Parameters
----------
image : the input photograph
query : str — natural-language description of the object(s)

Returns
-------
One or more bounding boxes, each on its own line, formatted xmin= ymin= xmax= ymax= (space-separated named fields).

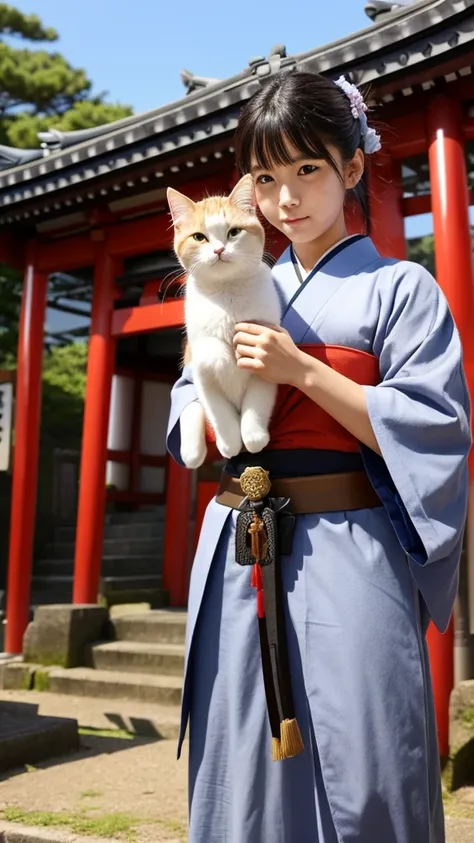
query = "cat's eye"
xmin=227 ymin=228 xmax=242 ymax=239
xmin=192 ymin=232 xmax=208 ymax=242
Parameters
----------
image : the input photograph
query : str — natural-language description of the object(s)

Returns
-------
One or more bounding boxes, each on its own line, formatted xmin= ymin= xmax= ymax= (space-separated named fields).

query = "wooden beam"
xmin=402 ymin=195 xmax=431 ymax=217
xmin=0 ymin=232 xmax=25 ymax=271
xmin=37 ymin=233 xmax=95 ymax=273
xmin=111 ymin=298 xmax=184 ymax=336
xmin=384 ymin=112 xmax=427 ymax=159
xmin=403 ymin=190 xmax=474 ymax=218
xmin=463 ymin=112 xmax=474 ymax=140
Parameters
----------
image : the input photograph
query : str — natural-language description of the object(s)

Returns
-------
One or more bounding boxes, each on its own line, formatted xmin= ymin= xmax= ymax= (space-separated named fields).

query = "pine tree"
xmin=0 ymin=2 xmax=132 ymax=148
xmin=406 ymin=234 xmax=435 ymax=276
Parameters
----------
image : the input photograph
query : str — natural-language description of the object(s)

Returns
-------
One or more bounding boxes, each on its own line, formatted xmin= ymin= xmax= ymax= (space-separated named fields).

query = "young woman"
xmin=166 ymin=71 xmax=471 ymax=843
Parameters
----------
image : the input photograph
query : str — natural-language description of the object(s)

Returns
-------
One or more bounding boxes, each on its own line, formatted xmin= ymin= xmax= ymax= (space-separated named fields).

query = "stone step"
xmin=0 ymin=703 xmax=79 ymax=773
xmin=106 ymin=508 xmax=166 ymax=525
xmin=113 ymin=609 xmax=187 ymax=645
xmin=55 ymin=521 xmax=165 ymax=542
xmin=48 ymin=667 xmax=182 ymax=706
xmin=32 ymin=574 xmax=163 ymax=593
xmin=0 ymin=688 xmax=182 ymax=741
xmin=90 ymin=640 xmax=185 ymax=675
xmin=30 ymin=592 xmax=72 ymax=608
xmin=35 ymin=554 xmax=163 ymax=578
xmin=29 ymin=589 xmax=169 ymax=611
xmin=44 ymin=537 xmax=164 ymax=560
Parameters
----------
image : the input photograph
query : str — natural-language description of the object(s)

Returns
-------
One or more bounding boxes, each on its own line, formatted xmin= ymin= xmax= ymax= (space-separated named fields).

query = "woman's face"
xmin=251 ymin=142 xmax=362 ymax=245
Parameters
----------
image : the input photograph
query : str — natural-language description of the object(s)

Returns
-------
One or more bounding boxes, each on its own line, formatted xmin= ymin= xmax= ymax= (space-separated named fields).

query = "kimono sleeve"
xmin=362 ymin=262 xmax=470 ymax=581
xmin=166 ymin=363 xmax=199 ymax=466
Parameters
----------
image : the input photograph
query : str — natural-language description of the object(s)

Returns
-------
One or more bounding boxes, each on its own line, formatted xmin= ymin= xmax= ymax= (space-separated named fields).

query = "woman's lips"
xmin=281 ymin=216 xmax=308 ymax=225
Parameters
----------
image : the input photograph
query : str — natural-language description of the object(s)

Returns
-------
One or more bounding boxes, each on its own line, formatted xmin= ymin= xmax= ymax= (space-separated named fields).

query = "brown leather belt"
xmin=216 ymin=470 xmax=381 ymax=514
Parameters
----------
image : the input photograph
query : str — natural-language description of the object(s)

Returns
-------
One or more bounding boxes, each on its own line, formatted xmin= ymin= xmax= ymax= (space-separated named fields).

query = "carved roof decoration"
xmin=0 ymin=0 xmax=472 ymax=227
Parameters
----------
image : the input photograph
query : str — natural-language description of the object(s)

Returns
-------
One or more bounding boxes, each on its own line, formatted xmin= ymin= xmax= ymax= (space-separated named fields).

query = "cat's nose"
xmin=214 ymin=246 xmax=225 ymax=256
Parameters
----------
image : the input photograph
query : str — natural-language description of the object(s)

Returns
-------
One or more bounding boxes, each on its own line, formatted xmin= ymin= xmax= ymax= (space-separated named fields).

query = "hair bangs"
xmin=238 ymin=103 xmax=334 ymax=175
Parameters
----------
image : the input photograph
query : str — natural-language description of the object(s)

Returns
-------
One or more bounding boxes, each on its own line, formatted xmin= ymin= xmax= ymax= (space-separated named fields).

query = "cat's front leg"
xmin=180 ymin=401 xmax=207 ymax=469
xmin=240 ymin=377 xmax=277 ymax=454
xmin=196 ymin=377 xmax=242 ymax=459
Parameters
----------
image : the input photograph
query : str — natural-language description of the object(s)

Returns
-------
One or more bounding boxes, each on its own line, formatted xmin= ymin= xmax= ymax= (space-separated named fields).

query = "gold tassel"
xmin=280 ymin=718 xmax=304 ymax=759
xmin=272 ymin=737 xmax=283 ymax=762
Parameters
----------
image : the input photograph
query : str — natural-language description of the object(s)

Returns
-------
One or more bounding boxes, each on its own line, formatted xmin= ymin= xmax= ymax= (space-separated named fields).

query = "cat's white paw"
xmin=216 ymin=430 xmax=242 ymax=459
xmin=181 ymin=440 xmax=208 ymax=469
xmin=241 ymin=427 xmax=270 ymax=454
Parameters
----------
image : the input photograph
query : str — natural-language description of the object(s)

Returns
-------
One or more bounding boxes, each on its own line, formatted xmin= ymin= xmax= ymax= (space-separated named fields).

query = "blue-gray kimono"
xmin=166 ymin=236 xmax=471 ymax=843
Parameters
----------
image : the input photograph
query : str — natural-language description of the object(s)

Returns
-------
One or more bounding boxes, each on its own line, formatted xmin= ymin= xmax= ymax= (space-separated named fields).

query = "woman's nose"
xmin=279 ymin=186 xmax=299 ymax=208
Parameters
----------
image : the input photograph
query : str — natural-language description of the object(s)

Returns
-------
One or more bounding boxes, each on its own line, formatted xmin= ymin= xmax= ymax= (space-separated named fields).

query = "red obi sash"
xmin=205 ymin=345 xmax=380 ymax=456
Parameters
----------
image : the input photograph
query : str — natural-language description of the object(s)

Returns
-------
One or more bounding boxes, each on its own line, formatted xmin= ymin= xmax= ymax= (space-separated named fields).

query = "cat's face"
xmin=167 ymin=175 xmax=265 ymax=285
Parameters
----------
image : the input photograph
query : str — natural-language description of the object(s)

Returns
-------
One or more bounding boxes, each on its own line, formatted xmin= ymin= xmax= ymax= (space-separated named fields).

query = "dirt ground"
xmin=0 ymin=734 xmax=188 ymax=842
xmin=1 ymin=690 xmax=474 ymax=842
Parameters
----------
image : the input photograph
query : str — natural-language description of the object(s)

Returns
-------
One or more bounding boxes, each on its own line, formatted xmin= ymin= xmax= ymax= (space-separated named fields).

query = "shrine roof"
xmin=0 ymin=0 xmax=473 ymax=226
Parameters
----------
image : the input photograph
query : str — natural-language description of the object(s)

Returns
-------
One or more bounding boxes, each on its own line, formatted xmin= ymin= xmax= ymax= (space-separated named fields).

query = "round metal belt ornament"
xmin=239 ymin=466 xmax=272 ymax=501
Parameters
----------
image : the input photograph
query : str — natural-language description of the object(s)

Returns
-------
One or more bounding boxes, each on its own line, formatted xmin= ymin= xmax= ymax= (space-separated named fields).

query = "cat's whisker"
xmin=159 ymin=268 xmax=186 ymax=301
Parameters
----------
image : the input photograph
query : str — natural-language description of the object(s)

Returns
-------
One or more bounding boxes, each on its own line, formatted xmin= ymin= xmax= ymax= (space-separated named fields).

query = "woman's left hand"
xmin=234 ymin=322 xmax=306 ymax=386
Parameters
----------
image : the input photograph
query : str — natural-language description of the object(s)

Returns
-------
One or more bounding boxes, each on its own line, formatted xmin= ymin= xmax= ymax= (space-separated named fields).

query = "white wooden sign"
xmin=0 ymin=382 xmax=13 ymax=472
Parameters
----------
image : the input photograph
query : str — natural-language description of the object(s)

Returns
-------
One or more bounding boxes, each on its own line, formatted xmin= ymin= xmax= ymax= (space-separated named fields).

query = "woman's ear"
xmin=345 ymin=148 xmax=365 ymax=190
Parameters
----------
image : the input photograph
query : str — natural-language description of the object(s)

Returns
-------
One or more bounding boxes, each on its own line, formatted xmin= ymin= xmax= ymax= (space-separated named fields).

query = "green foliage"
xmin=41 ymin=342 xmax=88 ymax=447
xmin=42 ymin=342 xmax=88 ymax=399
xmin=0 ymin=3 xmax=132 ymax=147
xmin=406 ymin=234 xmax=435 ymax=276
xmin=0 ymin=263 xmax=21 ymax=362
xmin=0 ymin=4 xmax=56 ymax=41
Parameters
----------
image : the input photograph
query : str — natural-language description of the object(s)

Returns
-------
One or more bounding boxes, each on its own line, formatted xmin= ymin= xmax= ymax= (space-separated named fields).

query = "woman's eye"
xmin=255 ymin=174 xmax=273 ymax=184
xmin=192 ymin=232 xmax=207 ymax=242
xmin=228 ymin=228 xmax=242 ymax=239
xmin=299 ymin=164 xmax=319 ymax=175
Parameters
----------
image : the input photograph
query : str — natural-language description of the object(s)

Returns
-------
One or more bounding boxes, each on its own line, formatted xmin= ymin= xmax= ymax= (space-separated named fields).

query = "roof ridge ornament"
xmin=37 ymin=123 xmax=124 ymax=152
xmin=364 ymin=0 xmax=417 ymax=23
xmin=249 ymin=45 xmax=297 ymax=86
xmin=180 ymin=69 xmax=221 ymax=95
xmin=0 ymin=144 xmax=44 ymax=171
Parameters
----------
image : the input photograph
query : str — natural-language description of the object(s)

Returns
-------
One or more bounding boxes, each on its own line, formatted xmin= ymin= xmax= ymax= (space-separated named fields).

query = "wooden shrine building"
xmin=0 ymin=0 xmax=474 ymax=754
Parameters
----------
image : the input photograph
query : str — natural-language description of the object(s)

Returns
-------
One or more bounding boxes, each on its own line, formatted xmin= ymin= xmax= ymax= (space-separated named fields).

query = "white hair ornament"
xmin=334 ymin=76 xmax=381 ymax=154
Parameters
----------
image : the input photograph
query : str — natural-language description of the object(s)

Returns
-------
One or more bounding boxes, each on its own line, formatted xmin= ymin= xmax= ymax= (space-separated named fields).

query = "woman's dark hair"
xmin=234 ymin=70 xmax=369 ymax=225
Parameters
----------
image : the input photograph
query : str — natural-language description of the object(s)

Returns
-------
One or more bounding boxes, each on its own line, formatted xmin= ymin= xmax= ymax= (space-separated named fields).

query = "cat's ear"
xmin=229 ymin=174 xmax=256 ymax=213
xmin=167 ymin=187 xmax=196 ymax=226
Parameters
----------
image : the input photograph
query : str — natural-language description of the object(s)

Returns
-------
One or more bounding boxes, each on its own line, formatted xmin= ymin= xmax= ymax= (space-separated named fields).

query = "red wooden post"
xmin=5 ymin=244 xmax=48 ymax=654
xmin=162 ymin=457 xmax=193 ymax=606
xmin=73 ymin=243 xmax=119 ymax=604
xmin=367 ymin=154 xmax=407 ymax=259
xmin=427 ymin=95 xmax=474 ymax=758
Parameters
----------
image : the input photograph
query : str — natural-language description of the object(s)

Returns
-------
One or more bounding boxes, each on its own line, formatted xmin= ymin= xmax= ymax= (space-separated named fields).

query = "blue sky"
xmin=12 ymin=1 xmax=472 ymax=244
xmin=14 ymin=1 xmax=373 ymax=114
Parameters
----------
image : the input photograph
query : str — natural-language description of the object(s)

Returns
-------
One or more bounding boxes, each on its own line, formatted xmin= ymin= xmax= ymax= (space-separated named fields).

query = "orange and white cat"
xmin=167 ymin=175 xmax=281 ymax=469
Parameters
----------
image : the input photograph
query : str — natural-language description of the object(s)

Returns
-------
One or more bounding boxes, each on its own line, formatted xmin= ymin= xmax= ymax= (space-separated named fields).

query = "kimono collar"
xmin=290 ymin=234 xmax=365 ymax=285
xmin=272 ymin=235 xmax=380 ymax=316
xmin=272 ymin=236 xmax=382 ymax=343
